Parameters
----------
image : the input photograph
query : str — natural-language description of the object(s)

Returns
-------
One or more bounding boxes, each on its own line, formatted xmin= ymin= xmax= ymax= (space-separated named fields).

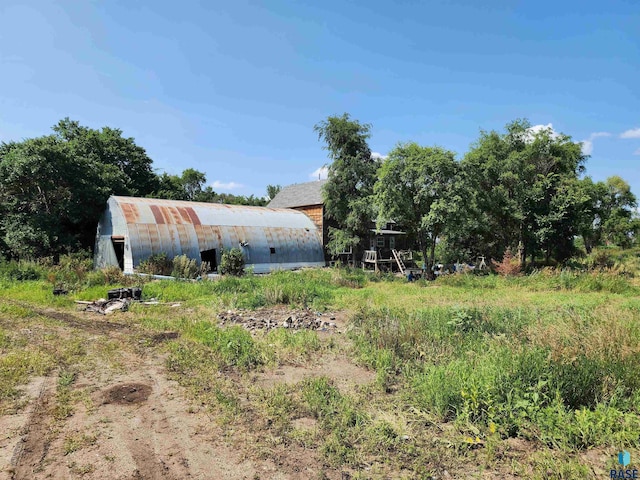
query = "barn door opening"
xmin=200 ymin=249 xmax=217 ymax=273
xmin=111 ymin=236 xmax=125 ymax=270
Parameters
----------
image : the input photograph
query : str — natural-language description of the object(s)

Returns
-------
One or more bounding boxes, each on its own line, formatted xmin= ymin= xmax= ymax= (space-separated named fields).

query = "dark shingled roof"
xmin=267 ymin=179 xmax=327 ymax=208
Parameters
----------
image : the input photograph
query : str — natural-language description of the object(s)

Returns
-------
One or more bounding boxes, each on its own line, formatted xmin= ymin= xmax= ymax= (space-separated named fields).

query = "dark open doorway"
xmin=111 ymin=236 xmax=125 ymax=270
xmin=200 ymin=249 xmax=217 ymax=273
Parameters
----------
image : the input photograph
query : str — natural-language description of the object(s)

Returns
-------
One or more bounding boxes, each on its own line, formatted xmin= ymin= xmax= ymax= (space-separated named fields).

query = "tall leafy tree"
xmin=460 ymin=119 xmax=586 ymax=266
xmin=0 ymin=135 xmax=127 ymax=258
xmin=599 ymin=176 xmax=639 ymax=248
xmin=574 ymin=177 xmax=606 ymax=254
xmin=0 ymin=119 xmax=156 ymax=258
xmin=314 ymin=114 xmax=379 ymax=257
xmin=375 ymin=143 xmax=460 ymax=277
xmin=53 ymin=118 xmax=157 ymax=196
xmin=575 ymin=176 xmax=639 ymax=251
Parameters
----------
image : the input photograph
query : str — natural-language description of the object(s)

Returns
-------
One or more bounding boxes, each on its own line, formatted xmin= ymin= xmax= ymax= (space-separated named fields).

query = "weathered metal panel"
xmin=94 ymin=196 xmax=325 ymax=273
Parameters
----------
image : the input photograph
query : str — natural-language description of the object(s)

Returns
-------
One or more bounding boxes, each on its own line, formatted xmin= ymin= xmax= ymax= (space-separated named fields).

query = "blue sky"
xmin=1 ymin=0 xmax=638 ymax=198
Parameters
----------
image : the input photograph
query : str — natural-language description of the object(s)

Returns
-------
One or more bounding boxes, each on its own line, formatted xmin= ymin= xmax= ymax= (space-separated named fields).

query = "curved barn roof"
xmin=94 ymin=196 xmax=325 ymax=274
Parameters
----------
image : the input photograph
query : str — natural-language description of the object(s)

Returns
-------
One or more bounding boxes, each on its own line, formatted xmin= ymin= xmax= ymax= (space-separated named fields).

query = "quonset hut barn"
xmin=94 ymin=196 xmax=325 ymax=274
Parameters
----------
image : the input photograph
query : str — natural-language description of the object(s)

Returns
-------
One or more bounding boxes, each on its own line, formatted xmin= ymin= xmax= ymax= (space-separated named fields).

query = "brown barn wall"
xmin=294 ymin=205 xmax=330 ymax=261
xmin=295 ymin=205 xmax=323 ymax=235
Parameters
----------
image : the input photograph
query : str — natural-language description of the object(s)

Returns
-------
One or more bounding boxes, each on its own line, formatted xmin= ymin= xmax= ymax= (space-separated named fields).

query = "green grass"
xmin=1 ymin=263 xmax=640 ymax=477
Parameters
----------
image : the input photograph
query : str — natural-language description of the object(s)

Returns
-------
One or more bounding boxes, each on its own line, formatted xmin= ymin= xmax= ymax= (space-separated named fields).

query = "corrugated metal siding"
xmin=94 ymin=196 xmax=325 ymax=273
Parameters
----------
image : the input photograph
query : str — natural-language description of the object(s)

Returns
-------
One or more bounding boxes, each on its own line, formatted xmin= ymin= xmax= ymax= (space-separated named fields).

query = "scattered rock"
xmin=218 ymin=309 xmax=339 ymax=333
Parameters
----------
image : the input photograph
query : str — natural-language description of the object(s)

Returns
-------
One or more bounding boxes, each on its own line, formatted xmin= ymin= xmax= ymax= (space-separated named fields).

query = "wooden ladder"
xmin=392 ymin=249 xmax=406 ymax=275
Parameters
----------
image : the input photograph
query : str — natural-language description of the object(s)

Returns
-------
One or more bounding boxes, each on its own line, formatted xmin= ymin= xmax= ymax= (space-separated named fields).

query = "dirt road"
xmin=0 ymin=306 xmax=330 ymax=480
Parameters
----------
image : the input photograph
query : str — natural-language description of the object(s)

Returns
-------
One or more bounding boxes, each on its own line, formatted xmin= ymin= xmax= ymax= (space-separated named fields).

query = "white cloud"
xmin=522 ymin=123 xmax=559 ymax=143
xmin=620 ymin=128 xmax=640 ymax=139
xmin=528 ymin=123 xmax=555 ymax=135
xmin=371 ymin=151 xmax=387 ymax=160
xmin=211 ymin=180 xmax=243 ymax=191
xmin=581 ymin=140 xmax=594 ymax=155
xmin=309 ymin=166 xmax=328 ymax=180
xmin=634 ymin=148 xmax=640 ymax=156
xmin=580 ymin=131 xmax=611 ymax=155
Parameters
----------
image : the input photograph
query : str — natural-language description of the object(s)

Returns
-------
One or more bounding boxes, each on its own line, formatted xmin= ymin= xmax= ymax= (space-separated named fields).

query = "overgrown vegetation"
xmin=1 ymin=259 xmax=639 ymax=477
xmin=219 ymin=248 xmax=245 ymax=276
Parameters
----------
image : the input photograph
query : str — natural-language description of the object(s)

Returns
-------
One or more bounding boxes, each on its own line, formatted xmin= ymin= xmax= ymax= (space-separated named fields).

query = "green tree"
xmin=0 ymin=119 xmax=156 ymax=259
xmin=314 ymin=114 xmax=379 ymax=258
xmin=266 ymin=184 xmax=282 ymax=201
xmin=0 ymin=136 xmax=125 ymax=258
xmin=181 ymin=168 xmax=207 ymax=201
xmin=375 ymin=143 xmax=460 ymax=277
xmin=574 ymin=177 xmax=606 ymax=254
xmin=151 ymin=169 xmax=267 ymax=206
xmin=154 ymin=172 xmax=189 ymax=200
xmin=599 ymin=176 xmax=639 ymax=247
xmin=153 ymin=169 xmax=207 ymax=201
xmin=575 ymin=176 xmax=639 ymax=251
xmin=460 ymin=119 xmax=585 ymax=267
xmin=52 ymin=118 xmax=157 ymax=196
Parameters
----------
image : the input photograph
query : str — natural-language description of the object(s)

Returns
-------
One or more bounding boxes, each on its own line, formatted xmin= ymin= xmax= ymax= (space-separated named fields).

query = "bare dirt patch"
xmin=103 ymin=383 xmax=152 ymax=405
xmin=291 ymin=417 xmax=317 ymax=431
xmin=5 ymin=377 xmax=56 ymax=480
xmin=149 ymin=332 xmax=179 ymax=344
xmin=0 ymin=304 xmax=338 ymax=479
xmin=253 ymin=354 xmax=375 ymax=392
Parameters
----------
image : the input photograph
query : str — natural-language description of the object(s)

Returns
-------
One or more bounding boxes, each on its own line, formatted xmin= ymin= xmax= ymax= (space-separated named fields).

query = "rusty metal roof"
xmin=100 ymin=196 xmax=326 ymax=274
xmin=111 ymin=196 xmax=315 ymax=228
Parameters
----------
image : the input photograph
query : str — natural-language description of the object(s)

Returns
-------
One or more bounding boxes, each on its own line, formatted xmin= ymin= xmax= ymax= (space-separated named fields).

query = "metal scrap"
xmin=83 ymin=298 xmax=131 ymax=315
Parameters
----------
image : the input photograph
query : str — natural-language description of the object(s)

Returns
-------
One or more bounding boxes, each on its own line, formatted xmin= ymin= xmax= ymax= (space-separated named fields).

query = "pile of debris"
xmin=82 ymin=298 xmax=132 ymax=315
xmin=218 ymin=309 xmax=338 ymax=333
xmin=80 ymin=287 xmax=142 ymax=315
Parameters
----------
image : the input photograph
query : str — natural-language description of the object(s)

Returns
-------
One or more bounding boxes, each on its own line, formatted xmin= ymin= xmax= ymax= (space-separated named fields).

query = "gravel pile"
xmin=217 ymin=309 xmax=338 ymax=333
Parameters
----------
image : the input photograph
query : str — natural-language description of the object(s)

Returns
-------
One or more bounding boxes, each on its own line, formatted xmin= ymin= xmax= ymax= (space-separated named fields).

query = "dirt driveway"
xmin=0 ymin=305 xmax=352 ymax=480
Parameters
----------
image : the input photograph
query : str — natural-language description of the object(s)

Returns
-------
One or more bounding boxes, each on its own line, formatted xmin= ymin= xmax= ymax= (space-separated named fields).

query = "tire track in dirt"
xmin=1 ymin=302 xmax=334 ymax=479
xmin=8 ymin=377 xmax=55 ymax=480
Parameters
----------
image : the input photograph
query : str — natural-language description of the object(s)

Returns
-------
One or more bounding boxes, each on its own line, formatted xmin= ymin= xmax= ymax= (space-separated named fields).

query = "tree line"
xmin=0 ymin=118 xmax=280 ymax=259
xmin=316 ymin=114 xmax=640 ymax=273
xmin=1 ymin=116 xmax=637 ymax=268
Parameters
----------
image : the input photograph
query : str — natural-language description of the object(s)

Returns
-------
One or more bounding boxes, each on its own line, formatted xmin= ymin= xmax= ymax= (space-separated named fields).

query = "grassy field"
xmin=0 ymin=260 xmax=639 ymax=478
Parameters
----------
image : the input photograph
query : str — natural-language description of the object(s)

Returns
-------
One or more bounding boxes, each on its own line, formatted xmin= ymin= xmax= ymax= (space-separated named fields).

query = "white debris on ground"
xmin=82 ymin=298 xmax=131 ymax=315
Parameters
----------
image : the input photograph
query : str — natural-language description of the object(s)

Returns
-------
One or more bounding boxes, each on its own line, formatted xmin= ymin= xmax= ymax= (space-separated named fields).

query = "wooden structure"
xmin=362 ymin=248 xmax=418 ymax=274
xmin=267 ymin=180 xmax=330 ymax=261
xmin=268 ymin=181 xmax=414 ymax=268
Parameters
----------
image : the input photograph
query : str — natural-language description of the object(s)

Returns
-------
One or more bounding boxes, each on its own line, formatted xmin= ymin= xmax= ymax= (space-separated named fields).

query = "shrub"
xmin=0 ymin=259 xmax=45 ymax=281
xmin=101 ymin=265 xmax=125 ymax=284
xmin=220 ymin=248 xmax=245 ymax=276
xmin=492 ymin=248 xmax=521 ymax=276
xmin=171 ymin=254 xmax=202 ymax=280
xmin=51 ymin=250 xmax=94 ymax=288
xmin=585 ymin=248 xmax=615 ymax=271
xmin=138 ymin=253 xmax=173 ymax=276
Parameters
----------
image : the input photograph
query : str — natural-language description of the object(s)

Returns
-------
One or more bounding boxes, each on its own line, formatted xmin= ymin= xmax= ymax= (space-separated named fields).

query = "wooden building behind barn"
xmin=268 ymin=180 xmax=408 ymax=268
xmin=94 ymin=196 xmax=325 ymax=274
xmin=267 ymin=180 xmax=328 ymax=251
